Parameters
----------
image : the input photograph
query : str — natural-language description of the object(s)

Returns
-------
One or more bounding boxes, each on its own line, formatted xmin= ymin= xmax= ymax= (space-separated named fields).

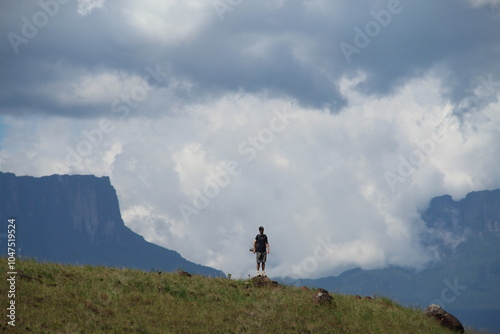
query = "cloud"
xmin=466 ymin=0 xmax=500 ymax=7
xmin=77 ymin=0 xmax=106 ymax=16
xmin=1 ymin=71 xmax=499 ymax=278
xmin=122 ymin=0 xmax=214 ymax=45
xmin=1 ymin=0 xmax=499 ymax=278
xmin=1 ymin=0 xmax=499 ymax=117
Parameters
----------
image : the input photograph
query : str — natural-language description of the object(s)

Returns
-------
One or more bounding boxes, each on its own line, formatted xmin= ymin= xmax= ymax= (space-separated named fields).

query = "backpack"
xmin=255 ymin=234 xmax=267 ymax=252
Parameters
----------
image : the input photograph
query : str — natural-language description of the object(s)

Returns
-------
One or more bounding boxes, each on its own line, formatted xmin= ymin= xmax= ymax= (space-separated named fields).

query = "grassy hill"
xmin=0 ymin=258 xmax=483 ymax=333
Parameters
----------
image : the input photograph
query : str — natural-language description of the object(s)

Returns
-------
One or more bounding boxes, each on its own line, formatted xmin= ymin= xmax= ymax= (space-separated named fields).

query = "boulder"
xmin=354 ymin=295 xmax=373 ymax=300
xmin=423 ymin=304 xmax=465 ymax=333
xmin=178 ymin=271 xmax=192 ymax=277
xmin=314 ymin=288 xmax=334 ymax=305
xmin=251 ymin=276 xmax=279 ymax=288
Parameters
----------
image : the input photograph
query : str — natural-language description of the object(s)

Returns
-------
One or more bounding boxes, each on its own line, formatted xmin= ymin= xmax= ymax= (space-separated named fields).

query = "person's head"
xmin=259 ymin=226 xmax=264 ymax=234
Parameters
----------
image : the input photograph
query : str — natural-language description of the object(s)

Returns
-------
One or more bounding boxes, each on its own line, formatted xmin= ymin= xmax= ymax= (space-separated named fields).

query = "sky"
xmin=1 ymin=0 xmax=499 ymax=279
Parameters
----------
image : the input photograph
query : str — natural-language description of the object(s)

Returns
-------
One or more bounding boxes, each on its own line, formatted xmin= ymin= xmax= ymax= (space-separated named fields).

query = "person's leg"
xmin=261 ymin=252 xmax=267 ymax=276
xmin=256 ymin=253 xmax=261 ymax=275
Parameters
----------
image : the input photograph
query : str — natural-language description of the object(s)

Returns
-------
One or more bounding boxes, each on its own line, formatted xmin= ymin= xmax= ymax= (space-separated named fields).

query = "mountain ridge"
xmin=0 ymin=171 xmax=224 ymax=277
xmin=279 ymin=188 xmax=500 ymax=332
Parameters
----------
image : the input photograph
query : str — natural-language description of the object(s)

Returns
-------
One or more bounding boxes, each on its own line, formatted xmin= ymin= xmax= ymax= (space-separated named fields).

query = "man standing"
xmin=253 ymin=226 xmax=270 ymax=277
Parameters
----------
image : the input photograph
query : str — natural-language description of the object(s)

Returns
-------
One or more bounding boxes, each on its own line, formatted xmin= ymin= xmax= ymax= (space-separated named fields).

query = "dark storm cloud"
xmin=1 ymin=0 xmax=499 ymax=117
xmin=343 ymin=1 xmax=500 ymax=105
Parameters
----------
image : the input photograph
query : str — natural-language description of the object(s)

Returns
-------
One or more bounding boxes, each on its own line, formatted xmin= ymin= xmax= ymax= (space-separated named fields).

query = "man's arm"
xmin=266 ymin=242 xmax=270 ymax=254
xmin=253 ymin=239 xmax=257 ymax=253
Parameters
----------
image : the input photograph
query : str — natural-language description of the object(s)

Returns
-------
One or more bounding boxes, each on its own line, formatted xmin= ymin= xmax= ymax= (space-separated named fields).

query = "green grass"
xmin=0 ymin=258 xmax=482 ymax=333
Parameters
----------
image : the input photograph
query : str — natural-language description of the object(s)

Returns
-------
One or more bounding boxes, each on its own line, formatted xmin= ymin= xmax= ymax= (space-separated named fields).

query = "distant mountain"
xmin=280 ymin=190 xmax=500 ymax=332
xmin=0 ymin=172 xmax=224 ymax=277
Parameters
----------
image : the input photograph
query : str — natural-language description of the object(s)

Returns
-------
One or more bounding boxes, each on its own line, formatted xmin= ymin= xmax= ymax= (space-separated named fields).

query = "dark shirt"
xmin=255 ymin=233 xmax=268 ymax=252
